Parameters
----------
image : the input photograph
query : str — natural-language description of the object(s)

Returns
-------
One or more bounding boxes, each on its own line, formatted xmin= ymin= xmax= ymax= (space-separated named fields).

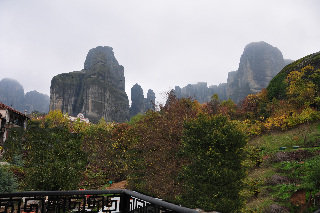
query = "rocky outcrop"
xmin=0 ymin=78 xmax=49 ymax=113
xmin=50 ymin=46 xmax=129 ymax=123
xmin=209 ymin=83 xmax=227 ymax=100
xmin=145 ymin=89 xmax=155 ymax=111
xmin=173 ymin=82 xmax=227 ymax=103
xmin=227 ymin=41 xmax=289 ymax=103
xmin=25 ymin=91 xmax=50 ymax=113
xmin=129 ymin=84 xmax=145 ymax=117
xmin=0 ymin=78 xmax=25 ymax=112
xmin=129 ymin=84 xmax=155 ymax=118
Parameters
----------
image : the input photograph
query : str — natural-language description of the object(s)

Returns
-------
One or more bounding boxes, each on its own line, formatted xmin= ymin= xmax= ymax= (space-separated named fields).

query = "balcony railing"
xmin=0 ymin=189 xmax=197 ymax=213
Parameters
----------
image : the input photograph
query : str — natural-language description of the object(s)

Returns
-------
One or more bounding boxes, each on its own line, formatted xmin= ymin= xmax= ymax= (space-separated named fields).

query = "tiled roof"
xmin=0 ymin=102 xmax=29 ymax=119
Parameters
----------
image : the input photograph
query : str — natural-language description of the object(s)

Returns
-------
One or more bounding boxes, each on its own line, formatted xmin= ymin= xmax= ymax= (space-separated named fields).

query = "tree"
xmin=23 ymin=120 xmax=86 ymax=190
xmin=3 ymin=127 xmax=24 ymax=164
xmin=180 ymin=114 xmax=247 ymax=212
xmin=0 ymin=166 xmax=17 ymax=193
xmin=286 ymin=66 xmax=316 ymax=108
xmin=81 ymin=119 xmax=128 ymax=188
xmin=125 ymin=97 xmax=200 ymax=201
xmin=239 ymin=89 xmax=269 ymax=120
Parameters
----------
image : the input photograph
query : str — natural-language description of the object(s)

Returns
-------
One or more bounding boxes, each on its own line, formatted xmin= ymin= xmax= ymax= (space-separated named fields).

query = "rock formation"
xmin=0 ymin=78 xmax=49 ymax=113
xmin=130 ymin=84 xmax=145 ymax=117
xmin=145 ymin=89 xmax=156 ymax=111
xmin=0 ymin=78 xmax=25 ymax=112
xmin=50 ymin=46 xmax=129 ymax=123
xmin=173 ymin=41 xmax=292 ymax=103
xmin=129 ymin=84 xmax=155 ymax=118
xmin=173 ymin=82 xmax=227 ymax=104
xmin=25 ymin=90 xmax=50 ymax=113
xmin=209 ymin=83 xmax=228 ymax=100
xmin=227 ymin=41 xmax=290 ymax=103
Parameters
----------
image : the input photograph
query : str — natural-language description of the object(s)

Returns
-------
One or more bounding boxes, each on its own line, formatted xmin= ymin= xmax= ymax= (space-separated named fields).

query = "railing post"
xmin=119 ymin=193 xmax=130 ymax=213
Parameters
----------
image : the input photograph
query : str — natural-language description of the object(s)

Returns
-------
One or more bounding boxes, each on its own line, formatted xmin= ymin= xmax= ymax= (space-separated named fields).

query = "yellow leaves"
xmin=232 ymin=119 xmax=262 ymax=137
xmin=43 ymin=110 xmax=70 ymax=128
xmin=285 ymin=65 xmax=318 ymax=108
xmin=264 ymin=114 xmax=288 ymax=130
xmin=301 ymin=65 xmax=314 ymax=73
xmin=263 ymin=107 xmax=320 ymax=131
xmin=286 ymin=70 xmax=303 ymax=85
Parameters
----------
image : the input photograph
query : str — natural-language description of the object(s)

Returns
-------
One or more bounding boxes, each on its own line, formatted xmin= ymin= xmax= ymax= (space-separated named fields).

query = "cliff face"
xmin=129 ymin=84 xmax=155 ymax=118
xmin=50 ymin=46 xmax=129 ymax=123
xmin=227 ymin=41 xmax=288 ymax=103
xmin=25 ymin=90 xmax=50 ymax=113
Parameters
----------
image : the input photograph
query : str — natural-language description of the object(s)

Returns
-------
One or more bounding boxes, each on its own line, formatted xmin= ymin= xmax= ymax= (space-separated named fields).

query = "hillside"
xmin=245 ymin=122 xmax=320 ymax=212
xmin=267 ymin=51 xmax=320 ymax=100
xmin=241 ymin=51 xmax=320 ymax=212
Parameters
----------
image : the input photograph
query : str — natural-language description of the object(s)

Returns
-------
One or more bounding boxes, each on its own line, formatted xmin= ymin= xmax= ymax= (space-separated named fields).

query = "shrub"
xmin=81 ymin=120 xmax=129 ymax=188
xmin=23 ymin=120 xmax=86 ymax=190
xmin=125 ymin=97 xmax=199 ymax=201
xmin=179 ymin=114 xmax=247 ymax=212
xmin=233 ymin=119 xmax=263 ymax=137
xmin=3 ymin=127 xmax=24 ymax=164
xmin=0 ymin=165 xmax=17 ymax=193
xmin=239 ymin=89 xmax=270 ymax=120
xmin=302 ymin=156 xmax=320 ymax=193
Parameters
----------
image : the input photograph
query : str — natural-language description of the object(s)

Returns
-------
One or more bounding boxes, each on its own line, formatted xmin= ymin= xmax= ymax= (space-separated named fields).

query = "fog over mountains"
xmin=1 ymin=41 xmax=297 ymax=121
xmin=0 ymin=78 xmax=49 ymax=113
xmin=173 ymin=41 xmax=293 ymax=103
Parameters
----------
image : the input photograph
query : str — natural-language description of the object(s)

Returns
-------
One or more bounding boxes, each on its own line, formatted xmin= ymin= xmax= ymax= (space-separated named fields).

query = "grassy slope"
xmin=245 ymin=122 xmax=320 ymax=212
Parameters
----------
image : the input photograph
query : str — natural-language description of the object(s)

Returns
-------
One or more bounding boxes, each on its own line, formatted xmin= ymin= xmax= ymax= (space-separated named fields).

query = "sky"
xmin=1 ymin=0 xmax=320 ymax=105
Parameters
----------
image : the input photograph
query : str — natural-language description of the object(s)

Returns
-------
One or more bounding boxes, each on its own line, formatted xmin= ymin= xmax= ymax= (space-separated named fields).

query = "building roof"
xmin=0 ymin=102 xmax=29 ymax=119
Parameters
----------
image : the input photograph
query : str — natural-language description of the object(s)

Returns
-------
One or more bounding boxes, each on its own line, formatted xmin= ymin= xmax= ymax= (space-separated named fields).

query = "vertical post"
xmin=119 ymin=194 xmax=130 ymax=213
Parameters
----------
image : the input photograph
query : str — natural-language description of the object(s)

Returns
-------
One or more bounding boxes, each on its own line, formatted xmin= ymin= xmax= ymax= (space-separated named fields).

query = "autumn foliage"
xmin=123 ymin=95 xmax=200 ymax=200
xmin=3 ymin=64 xmax=320 ymax=211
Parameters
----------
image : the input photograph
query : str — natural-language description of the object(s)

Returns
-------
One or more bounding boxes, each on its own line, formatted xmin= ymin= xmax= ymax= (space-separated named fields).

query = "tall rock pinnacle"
xmin=50 ymin=46 xmax=129 ymax=123
xmin=227 ymin=41 xmax=288 ymax=102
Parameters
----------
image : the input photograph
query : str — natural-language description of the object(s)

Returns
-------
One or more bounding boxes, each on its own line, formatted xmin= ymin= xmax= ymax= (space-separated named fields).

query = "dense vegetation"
xmin=1 ymin=52 xmax=320 ymax=212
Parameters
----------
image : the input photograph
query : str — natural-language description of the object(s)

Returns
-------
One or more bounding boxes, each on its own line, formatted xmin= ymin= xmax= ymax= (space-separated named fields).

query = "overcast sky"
xmin=1 ymin=0 xmax=319 ymax=104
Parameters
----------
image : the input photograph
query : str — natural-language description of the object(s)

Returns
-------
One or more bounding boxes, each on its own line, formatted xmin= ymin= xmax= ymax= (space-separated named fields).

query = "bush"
xmin=81 ymin=120 xmax=129 ymax=188
xmin=125 ymin=97 xmax=199 ymax=201
xmin=302 ymin=156 xmax=320 ymax=193
xmin=3 ymin=127 xmax=24 ymax=165
xmin=23 ymin=120 xmax=87 ymax=190
xmin=0 ymin=165 xmax=17 ymax=193
xmin=179 ymin=114 xmax=247 ymax=212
